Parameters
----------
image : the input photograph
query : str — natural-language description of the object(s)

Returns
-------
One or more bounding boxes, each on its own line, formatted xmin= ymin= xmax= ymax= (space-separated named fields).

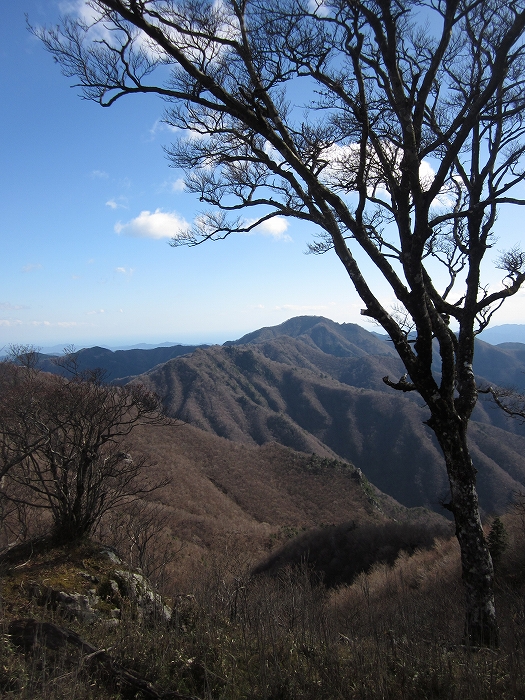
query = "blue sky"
xmin=2 ymin=2 xmax=524 ymax=351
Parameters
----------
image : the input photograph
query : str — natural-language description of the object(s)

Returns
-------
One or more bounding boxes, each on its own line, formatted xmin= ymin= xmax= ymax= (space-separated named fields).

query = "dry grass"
xmin=2 ymin=515 xmax=525 ymax=699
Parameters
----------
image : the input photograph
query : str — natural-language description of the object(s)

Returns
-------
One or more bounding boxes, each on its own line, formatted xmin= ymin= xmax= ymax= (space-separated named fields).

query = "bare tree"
xmin=0 ymin=348 xmax=169 ymax=543
xmin=33 ymin=0 xmax=525 ymax=645
xmin=484 ymin=385 xmax=525 ymax=424
xmin=98 ymin=500 xmax=183 ymax=585
xmin=0 ymin=347 xmax=51 ymax=480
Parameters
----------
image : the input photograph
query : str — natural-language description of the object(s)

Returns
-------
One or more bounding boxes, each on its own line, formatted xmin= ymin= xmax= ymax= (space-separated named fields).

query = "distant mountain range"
xmin=131 ymin=317 xmax=525 ymax=515
xmin=478 ymin=324 xmax=525 ymax=345
xmin=25 ymin=316 xmax=525 ymax=516
xmin=37 ymin=340 xmax=197 ymax=354
xmin=28 ymin=322 xmax=525 ymax=356
xmin=35 ymin=343 xmax=210 ymax=381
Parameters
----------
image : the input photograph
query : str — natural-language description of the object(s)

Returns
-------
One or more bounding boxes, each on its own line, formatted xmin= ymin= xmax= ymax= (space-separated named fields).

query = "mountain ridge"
xmin=15 ymin=316 xmax=525 ymax=515
xmin=133 ymin=317 xmax=525 ymax=515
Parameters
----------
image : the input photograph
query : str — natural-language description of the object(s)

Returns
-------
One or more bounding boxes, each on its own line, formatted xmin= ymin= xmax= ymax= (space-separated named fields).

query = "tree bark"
xmin=430 ymin=416 xmax=498 ymax=647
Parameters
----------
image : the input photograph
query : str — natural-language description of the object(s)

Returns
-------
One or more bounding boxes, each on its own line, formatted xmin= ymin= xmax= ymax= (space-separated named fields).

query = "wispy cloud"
xmin=0 ymin=318 xmax=85 ymax=328
xmin=119 ymin=177 xmax=132 ymax=189
xmin=308 ymin=0 xmax=331 ymax=16
xmin=116 ymin=267 xmax=134 ymax=275
xmin=22 ymin=263 xmax=43 ymax=273
xmin=59 ymin=1 xmax=101 ymax=23
xmin=158 ymin=178 xmax=186 ymax=194
xmin=91 ymin=169 xmax=109 ymax=179
xmin=0 ymin=302 xmax=28 ymax=311
xmin=149 ymin=119 xmax=179 ymax=139
xmin=106 ymin=196 xmax=128 ymax=210
xmin=172 ymin=178 xmax=186 ymax=192
xmin=275 ymin=304 xmax=329 ymax=311
xmin=30 ymin=320 xmax=85 ymax=328
xmin=87 ymin=309 xmax=105 ymax=315
xmin=115 ymin=209 xmax=190 ymax=239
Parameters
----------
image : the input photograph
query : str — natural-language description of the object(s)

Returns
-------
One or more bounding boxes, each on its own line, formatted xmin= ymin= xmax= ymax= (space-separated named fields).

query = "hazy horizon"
xmin=4 ymin=319 xmax=525 ymax=356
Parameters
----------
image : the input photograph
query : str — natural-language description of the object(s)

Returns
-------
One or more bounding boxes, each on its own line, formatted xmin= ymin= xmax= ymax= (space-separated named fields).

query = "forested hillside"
xmin=135 ymin=317 xmax=525 ymax=514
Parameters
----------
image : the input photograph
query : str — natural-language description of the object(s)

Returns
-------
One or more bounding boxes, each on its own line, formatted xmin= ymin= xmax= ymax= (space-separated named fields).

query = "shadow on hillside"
xmin=252 ymin=519 xmax=453 ymax=587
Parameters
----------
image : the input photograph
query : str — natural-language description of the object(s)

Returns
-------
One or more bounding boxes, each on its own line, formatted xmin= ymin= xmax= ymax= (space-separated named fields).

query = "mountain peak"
xmin=226 ymin=316 xmax=395 ymax=359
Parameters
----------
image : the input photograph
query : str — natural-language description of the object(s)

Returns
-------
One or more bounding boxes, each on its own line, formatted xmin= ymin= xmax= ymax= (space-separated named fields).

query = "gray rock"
xmin=100 ymin=547 xmax=122 ymax=565
xmin=111 ymin=569 xmax=172 ymax=623
xmin=38 ymin=588 xmax=99 ymax=623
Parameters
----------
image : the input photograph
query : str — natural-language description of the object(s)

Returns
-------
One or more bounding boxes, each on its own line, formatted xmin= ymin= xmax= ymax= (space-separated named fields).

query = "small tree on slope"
xmin=0 ymin=348 xmax=169 ymax=543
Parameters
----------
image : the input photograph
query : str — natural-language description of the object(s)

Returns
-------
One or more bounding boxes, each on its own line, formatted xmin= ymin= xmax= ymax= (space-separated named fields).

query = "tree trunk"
xmin=431 ymin=416 xmax=498 ymax=647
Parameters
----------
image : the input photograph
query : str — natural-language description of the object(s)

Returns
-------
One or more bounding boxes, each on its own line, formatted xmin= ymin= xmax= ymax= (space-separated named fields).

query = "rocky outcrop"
xmin=17 ymin=542 xmax=172 ymax=627
xmin=30 ymin=585 xmax=99 ymax=623
xmin=111 ymin=569 xmax=172 ymax=623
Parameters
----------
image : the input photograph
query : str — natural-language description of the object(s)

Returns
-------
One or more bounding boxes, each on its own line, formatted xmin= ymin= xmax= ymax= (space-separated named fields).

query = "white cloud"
xmin=419 ymin=160 xmax=435 ymax=190
xmin=91 ymin=169 xmax=109 ymax=179
xmin=22 ymin=263 xmax=43 ymax=273
xmin=59 ymin=1 xmax=97 ymax=22
xmin=115 ymin=209 xmax=190 ymax=240
xmin=172 ymin=178 xmax=186 ymax=192
xmin=116 ymin=267 xmax=134 ymax=275
xmin=149 ymin=119 xmax=179 ymax=138
xmin=263 ymin=141 xmax=284 ymax=164
xmin=246 ymin=217 xmax=292 ymax=240
xmin=87 ymin=309 xmax=105 ymax=315
xmin=321 ymin=143 xmax=438 ymax=198
xmin=308 ymin=0 xmax=331 ymax=16
xmin=0 ymin=317 xmax=86 ymax=328
xmin=30 ymin=320 xmax=87 ymax=328
xmin=60 ymin=1 xmax=115 ymax=44
xmin=62 ymin=1 xmax=238 ymax=86
xmin=149 ymin=119 xmax=163 ymax=137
